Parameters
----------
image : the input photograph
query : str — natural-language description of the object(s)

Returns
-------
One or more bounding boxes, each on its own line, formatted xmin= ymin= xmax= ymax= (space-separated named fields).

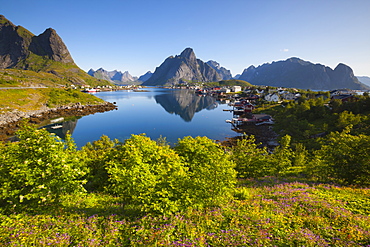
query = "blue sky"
xmin=2 ymin=0 xmax=370 ymax=77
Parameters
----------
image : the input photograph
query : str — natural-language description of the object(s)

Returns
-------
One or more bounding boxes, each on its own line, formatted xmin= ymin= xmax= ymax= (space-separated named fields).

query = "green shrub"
xmin=81 ymin=135 xmax=119 ymax=192
xmin=231 ymin=136 xmax=272 ymax=178
xmin=107 ymin=134 xmax=186 ymax=214
xmin=313 ymin=127 xmax=370 ymax=186
xmin=174 ymin=136 xmax=236 ymax=209
xmin=0 ymin=124 xmax=87 ymax=212
xmin=107 ymin=135 xmax=236 ymax=214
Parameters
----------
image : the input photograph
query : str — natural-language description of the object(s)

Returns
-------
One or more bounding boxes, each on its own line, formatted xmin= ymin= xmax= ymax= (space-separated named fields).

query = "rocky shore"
xmin=0 ymin=102 xmax=117 ymax=141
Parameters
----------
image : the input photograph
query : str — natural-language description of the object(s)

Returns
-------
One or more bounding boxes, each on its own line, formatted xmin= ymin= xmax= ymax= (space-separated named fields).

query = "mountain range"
xmin=239 ymin=57 xmax=368 ymax=90
xmin=1 ymin=14 xmax=368 ymax=90
xmin=88 ymin=68 xmax=139 ymax=84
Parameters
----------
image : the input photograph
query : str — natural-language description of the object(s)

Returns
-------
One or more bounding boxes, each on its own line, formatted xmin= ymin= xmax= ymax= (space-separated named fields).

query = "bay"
xmin=47 ymin=88 xmax=239 ymax=147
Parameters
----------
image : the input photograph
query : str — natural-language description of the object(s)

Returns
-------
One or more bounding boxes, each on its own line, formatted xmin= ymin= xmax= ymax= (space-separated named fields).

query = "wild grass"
xmin=0 ymin=178 xmax=369 ymax=246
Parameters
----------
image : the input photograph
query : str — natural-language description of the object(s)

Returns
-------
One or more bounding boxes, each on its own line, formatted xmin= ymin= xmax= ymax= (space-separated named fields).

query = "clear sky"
xmin=1 ymin=0 xmax=370 ymax=77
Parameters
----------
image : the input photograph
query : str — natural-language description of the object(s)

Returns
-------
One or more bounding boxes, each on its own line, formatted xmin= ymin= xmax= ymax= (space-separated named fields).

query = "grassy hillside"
xmin=204 ymin=79 xmax=253 ymax=87
xmin=0 ymin=178 xmax=368 ymax=246
xmin=0 ymin=88 xmax=104 ymax=113
xmin=1 ymin=67 xmax=111 ymax=88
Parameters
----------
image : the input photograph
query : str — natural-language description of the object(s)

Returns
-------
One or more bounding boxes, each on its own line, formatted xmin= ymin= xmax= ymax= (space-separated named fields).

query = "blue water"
xmin=52 ymin=88 xmax=239 ymax=147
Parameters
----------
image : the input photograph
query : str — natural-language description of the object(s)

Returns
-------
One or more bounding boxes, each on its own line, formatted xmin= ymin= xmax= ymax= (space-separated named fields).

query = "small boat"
xmin=51 ymin=124 xmax=63 ymax=129
xmin=83 ymin=88 xmax=98 ymax=93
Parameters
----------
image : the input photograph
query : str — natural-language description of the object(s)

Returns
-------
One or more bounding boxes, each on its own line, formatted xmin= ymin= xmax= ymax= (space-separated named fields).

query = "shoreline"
xmin=0 ymin=102 xmax=117 ymax=141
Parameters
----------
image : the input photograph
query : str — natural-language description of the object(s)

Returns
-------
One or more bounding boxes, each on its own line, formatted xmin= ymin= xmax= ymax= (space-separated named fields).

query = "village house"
xmin=331 ymin=94 xmax=358 ymax=102
xmin=232 ymin=86 xmax=242 ymax=92
xmin=281 ymin=92 xmax=297 ymax=100
xmin=264 ymin=93 xmax=280 ymax=102
xmin=330 ymin=89 xmax=354 ymax=97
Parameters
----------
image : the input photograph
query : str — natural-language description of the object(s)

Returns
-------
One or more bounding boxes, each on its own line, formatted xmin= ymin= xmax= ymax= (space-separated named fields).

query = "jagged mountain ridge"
xmin=88 ymin=68 xmax=138 ymax=84
xmin=206 ymin=60 xmax=232 ymax=80
xmin=0 ymin=15 xmax=74 ymax=69
xmin=0 ymin=15 xmax=107 ymax=87
xmin=239 ymin=57 xmax=369 ymax=90
xmin=143 ymin=48 xmax=223 ymax=86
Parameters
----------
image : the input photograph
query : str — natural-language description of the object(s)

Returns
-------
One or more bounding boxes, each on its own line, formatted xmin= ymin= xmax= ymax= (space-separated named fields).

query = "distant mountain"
xmin=239 ymin=57 xmax=369 ymax=90
xmin=0 ymin=15 xmax=107 ymax=87
xmin=88 ymin=68 xmax=138 ymax=84
xmin=233 ymin=74 xmax=241 ymax=79
xmin=357 ymin=76 xmax=370 ymax=87
xmin=143 ymin=48 xmax=222 ymax=86
xmin=206 ymin=60 xmax=232 ymax=80
xmin=138 ymin=71 xmax=153 ymax=82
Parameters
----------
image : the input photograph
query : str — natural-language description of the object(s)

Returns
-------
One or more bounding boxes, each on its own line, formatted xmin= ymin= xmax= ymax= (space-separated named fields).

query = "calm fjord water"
xmin=53 ymin=88 xmax=239 ymax=147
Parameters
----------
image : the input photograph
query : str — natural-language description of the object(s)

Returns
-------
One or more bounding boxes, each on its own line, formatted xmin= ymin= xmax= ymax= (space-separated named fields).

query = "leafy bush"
xmin=107 ymin=134 xmax=186 ymax=214
xmin=107 ymin=135 xmax=236 ymax=214
xmin=312 ymin=127 xmax=370 ymax=186
xmin=81 ymin=135 xmax=119 ymax=192
xmin=0 ymin=124 xmax=87 ymax=212
xmin=174 ymin=136 xmax=236 ymax=209
xmin=231 ymin=136 xmax=272 ymax=178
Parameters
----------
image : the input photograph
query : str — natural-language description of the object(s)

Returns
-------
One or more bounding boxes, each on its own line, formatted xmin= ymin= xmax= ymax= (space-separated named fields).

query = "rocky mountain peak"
xmin=179 ymin=48 xmax=196 ymax=61
xmin=0 ymin=15 xmax=75 ymax=69
xmin=31 ymin=27 xmax=74 ymax=64
xmin=143 ymin=48 xmax=222 ymax=86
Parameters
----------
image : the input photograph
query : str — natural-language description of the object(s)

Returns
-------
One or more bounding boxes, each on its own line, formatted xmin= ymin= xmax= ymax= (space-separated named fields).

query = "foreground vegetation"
xmin=0 ymin=90 xmax=369 ymax=246
xmin=0 ymin=118 xmax=369 ymax=245
xmin=1 ymin=180 xmax=369 ymax=246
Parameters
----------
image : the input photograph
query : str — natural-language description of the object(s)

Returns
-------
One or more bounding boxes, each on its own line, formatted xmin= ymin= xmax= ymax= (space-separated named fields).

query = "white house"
xmin=264 ymin=93 xmax=280 ymax=102
xmin=232 ymin=86 xmax=242 ymax=92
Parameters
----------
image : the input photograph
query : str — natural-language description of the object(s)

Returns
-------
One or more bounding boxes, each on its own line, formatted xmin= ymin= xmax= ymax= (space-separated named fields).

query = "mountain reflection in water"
xmin=155 ymin=90 xmax=216 ymax=122
xmin=41 ymin=88 xmax=238 ymax=147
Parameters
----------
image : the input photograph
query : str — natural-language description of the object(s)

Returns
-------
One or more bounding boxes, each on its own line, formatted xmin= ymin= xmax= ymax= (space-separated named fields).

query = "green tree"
xmin=107 ymin=134 xmax=186 ymax=214
xmin=81 ymin=135 xmax=119 ymax=192
xmin=174 ymin=136 xmax=236 ymax=209
xmin=0 ymin=124 xmax=86 ymax=212
xmin=314 ymin=127 xmax=370 ymax=186
xmin=231 ymin=136 xmax=271 ymax=178
xmin=270 ymin=135 xmax=293 ymax=176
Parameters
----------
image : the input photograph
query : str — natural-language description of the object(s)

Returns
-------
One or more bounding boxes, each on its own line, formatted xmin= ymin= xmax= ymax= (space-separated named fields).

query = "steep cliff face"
xmin=0 ymin=15 xmax=75 ymax=69
xmin=143 ymin=48 xmax=222 ymax=86
xmin=0 ymin=15 xmax=32 ymax=68
xmin=29 ymin=28 xmax=74 ymax=64
xmin=239 ymin=57 xmax=368 ymax=90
